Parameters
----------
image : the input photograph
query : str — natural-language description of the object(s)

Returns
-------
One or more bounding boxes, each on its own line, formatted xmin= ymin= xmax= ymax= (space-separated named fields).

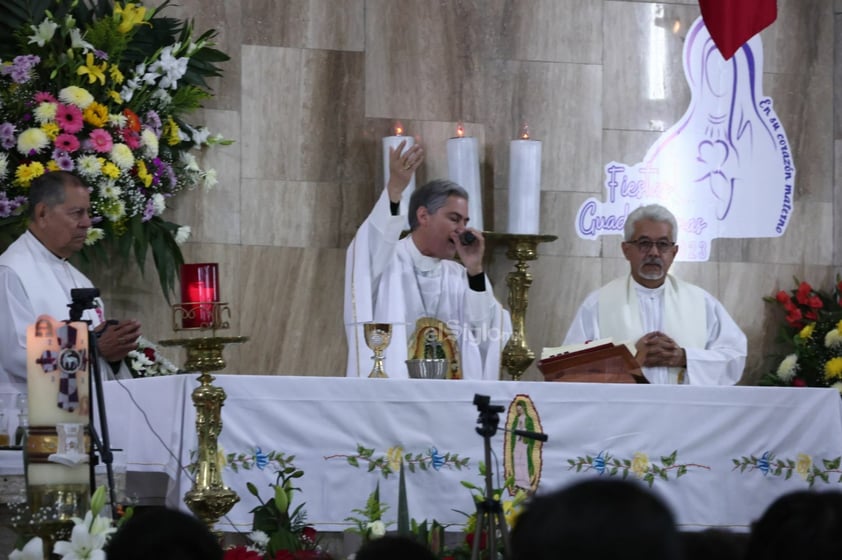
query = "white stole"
xmin=598 ymin=274 xmax=707 ymax=383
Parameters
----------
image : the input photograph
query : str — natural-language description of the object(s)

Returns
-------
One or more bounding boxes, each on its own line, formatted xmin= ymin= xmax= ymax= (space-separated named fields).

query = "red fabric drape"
xmin=699 ymin=0 xmax=777 ymax=60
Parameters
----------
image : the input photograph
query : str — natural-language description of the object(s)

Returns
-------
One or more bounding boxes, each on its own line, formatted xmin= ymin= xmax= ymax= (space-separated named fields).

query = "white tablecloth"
xmin=100 ymin=376 xmax=842 ymax=532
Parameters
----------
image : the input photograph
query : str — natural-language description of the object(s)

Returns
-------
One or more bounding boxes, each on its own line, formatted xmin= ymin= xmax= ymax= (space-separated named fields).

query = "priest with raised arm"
xmin=344 ymin=141 xmax=511 ymax=379
xmin=563 ymin=204 xmax=746 ymax=385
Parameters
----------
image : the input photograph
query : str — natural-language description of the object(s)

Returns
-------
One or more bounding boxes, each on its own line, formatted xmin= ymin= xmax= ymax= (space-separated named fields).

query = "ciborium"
xmin=364 ymin=322 xmax=392 ymax=378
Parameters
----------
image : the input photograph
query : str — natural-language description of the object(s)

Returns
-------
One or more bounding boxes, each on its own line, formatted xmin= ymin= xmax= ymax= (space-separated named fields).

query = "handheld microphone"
xmin=459 ymin=231 xmax=477 ymax=246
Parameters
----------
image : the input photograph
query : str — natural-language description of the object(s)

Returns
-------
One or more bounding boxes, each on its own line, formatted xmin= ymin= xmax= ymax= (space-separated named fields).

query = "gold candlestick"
xmin=160 ymin=302 xmax=247 ymax=531
xmin=485 ymin=233 xmax=557 ymax=380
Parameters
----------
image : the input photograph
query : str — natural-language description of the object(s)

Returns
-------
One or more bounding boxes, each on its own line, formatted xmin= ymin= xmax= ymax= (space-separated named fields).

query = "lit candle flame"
xmin=393 ymin=122 xmax=404 ymax=136
xmin=456 ymin=122 xmax=465 ymax=138
xmin=519 ymin=122 xmax=530 ymax=140
xmin=672 ymin=19 xmax=681 ymax=34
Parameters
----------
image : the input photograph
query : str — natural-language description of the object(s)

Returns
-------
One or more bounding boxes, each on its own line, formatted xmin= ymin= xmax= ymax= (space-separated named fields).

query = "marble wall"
xmin=93 ymin=0 xmax=839 ymax=383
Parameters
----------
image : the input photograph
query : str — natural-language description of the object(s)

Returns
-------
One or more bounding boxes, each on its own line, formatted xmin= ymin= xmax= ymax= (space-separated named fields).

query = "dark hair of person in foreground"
xmin=105 ymin=507 xmax=223 ymax=560
xmin=511 ymin=478 xmax=682 ymax=560
xmin=355 ymin=535 xmax=437 ymax=560
xmin=745 ymin=489 xmax=842 ymax=560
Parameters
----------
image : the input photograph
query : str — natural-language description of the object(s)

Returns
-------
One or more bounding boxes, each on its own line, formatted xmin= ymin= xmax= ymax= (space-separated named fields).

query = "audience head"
xmin=28 ymin=171 xmax=91 ymax=259
xmin=408 ymin=179 xmax=469 ymax=259
xmin=511 ymin=478 xmax=682 ymax=560
xmin=680 ymin=528 xmax=747 ymax=560
xmin=355 ymin=535 xmax=437 ymax=560
xmin=621 ymin=204 xmax=679 ymax=288
xmin=745 ymin=489 xmax=842 ymax=560
xmin=105 ymin=507 xmax=223 ymax=560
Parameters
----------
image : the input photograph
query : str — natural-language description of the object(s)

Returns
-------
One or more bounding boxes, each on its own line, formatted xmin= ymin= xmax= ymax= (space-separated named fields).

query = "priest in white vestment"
xmin=564 ymin=204 xmax=746 ymax=385
xmin=344 ymin=141 xmax=511 ymax=379
xmin=0 ymin=171 xmax=141 ymax=399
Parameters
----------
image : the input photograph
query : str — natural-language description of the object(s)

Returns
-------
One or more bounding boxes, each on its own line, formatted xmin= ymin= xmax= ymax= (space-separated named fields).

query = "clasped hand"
xmin=635 ymin=331 xmax=686 ymax=368
xmin=95 ymin=319 xmax=142 ymax=362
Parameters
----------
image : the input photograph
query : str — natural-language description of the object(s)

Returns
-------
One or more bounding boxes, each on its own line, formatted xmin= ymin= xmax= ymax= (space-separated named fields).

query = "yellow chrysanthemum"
xmin=83 ymin=102 xmax=109 ymax=127
xmin=85 ymin=228 xmax=105 ymax=246
xmin=798 ymin=323 xmax=815 ymax=339
xmin=15 ymin=161 xmax=46 ymax=187
xmin=33 ymin=102 xmax=57 ymax=124
xmin=164 ymin=116 xmax=181 ymax=146
xmin=824 ymin=357 xmax=842 ymax=380
xmin=59 ymin=85 xmax=94 ymax=109
xmin=77 ymin=52 xmax=107 ymax=85
xmin=101 ymin=198 xmax=126 ymax=221
xmin=108 ymin=90 xmax=123 ymax=104
xmin=101 ymin=161 xmax=121 ymax=179
xmin=16 ymin=127 xmax=49 ymax=155
xmin=110 ymin=143 xmax=135 ymax=170
xmin=136 ymin=160 xmax=153 ymax=187
xmin=46 ymin=160 xmax=61 ymax=171
xmin=41 ymin=122 xmax=61 ymax=141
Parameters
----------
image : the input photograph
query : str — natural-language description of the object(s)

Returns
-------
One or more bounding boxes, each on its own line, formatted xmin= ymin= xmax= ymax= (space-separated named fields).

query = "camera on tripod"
xmin=68 ymin=288 xmax=100 ymax=322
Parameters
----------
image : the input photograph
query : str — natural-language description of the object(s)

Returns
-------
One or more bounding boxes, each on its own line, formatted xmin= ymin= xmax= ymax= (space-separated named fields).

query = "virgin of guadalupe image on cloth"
xmin=503 ymin=395 xmax=543 ymax=494
xmin=407 ymin=317 xmax=462 ymax=379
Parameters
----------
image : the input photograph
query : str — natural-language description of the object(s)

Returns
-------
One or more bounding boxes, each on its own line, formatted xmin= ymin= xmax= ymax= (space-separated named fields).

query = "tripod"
xmin=67 ymin=287 xmax=117 ymax=520
xmin=470 ymin=394 xmax=548 ymax=560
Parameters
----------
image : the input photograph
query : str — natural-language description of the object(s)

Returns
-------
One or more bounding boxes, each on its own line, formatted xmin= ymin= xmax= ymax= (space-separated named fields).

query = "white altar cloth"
xmin=100 ymin=376 xmax=842 ymax=533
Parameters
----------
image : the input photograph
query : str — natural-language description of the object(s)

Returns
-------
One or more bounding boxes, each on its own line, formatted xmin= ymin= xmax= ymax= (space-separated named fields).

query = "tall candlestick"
xmin=446 ymin=122 xmax=483 ymax=230
xmin=508 ymin=124 xmax=542 ymax=234
xmin=181 ymin=263 xmax=219 ymax=329
xmin=382 ymin=122 xmax=416 ymax=218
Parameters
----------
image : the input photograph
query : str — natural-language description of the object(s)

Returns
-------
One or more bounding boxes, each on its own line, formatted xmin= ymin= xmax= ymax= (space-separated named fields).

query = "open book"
xmin=537 ymin=338 xmax=647 ymax=384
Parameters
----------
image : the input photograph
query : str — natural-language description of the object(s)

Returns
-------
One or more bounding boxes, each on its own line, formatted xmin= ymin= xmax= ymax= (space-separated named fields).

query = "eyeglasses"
xmin=625 ymin=238 xmax=675 ymax=253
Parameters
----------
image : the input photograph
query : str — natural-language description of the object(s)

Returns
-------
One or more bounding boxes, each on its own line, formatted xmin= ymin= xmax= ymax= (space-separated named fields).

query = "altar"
xmin=93 ymin=375 xmax=842 ymax=533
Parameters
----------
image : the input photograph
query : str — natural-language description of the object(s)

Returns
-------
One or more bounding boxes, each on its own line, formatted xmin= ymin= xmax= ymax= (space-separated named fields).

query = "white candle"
xmin=27 ymin=315 xmax=91 ymax=426
xmin=508 ymin=126 xmax=542 ymax=234
xmin=446 ymin=123 xmax=483 ymax=230
xmin=382 ymin=123 xmax=416 ymax=218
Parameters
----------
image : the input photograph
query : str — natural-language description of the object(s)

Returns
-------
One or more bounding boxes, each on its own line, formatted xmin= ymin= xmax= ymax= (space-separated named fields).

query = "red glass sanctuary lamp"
xmin=180 ymin=263 xmax=219 ymax=328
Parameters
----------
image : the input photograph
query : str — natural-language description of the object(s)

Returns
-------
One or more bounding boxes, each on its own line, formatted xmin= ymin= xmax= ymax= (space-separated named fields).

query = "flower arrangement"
xmin=10 ymin=486 xmax=124 ymax=560
xmin=126 ymin=335 xmax=179 ymax=376
xmin=0 ymin=0 xmax=229 ymax=296
xmin=762 ymin=277 xmax=842 ymax=390
xmin=224 ymin=459 xmax=332 ymax=560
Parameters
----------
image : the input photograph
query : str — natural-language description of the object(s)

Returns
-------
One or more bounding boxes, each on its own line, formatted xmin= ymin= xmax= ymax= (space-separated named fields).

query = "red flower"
xmin=795 ymin=282 xmax=812 ymax=305
xmin=301 ymin=526 xmax=317 ymax=543
xmin=293 ymin=550 xmax=323 ymax=560
xmin=272 ymin=551 xmax=295 ymax=560
xmin=224 ymin=546 xmax=263 ymax=560
xmin=807 ymin=295 xmax=824 ymax=309
xmin=785 ymin=308 xmax=803 ymax=328
xmin=775 ymin=290 xmax=792 ymax=304
xmin=792 ymin=378 xmax=807 ymax=387
xmin=805 ymin=310 xmax=818 ymax=321
xmin=465 ymin=530 xmax=488 ymax=551
xmin=123 ymin=108 xmax=142 ymax=132
xmin=143 ymin=347 xmax=156 ymax=361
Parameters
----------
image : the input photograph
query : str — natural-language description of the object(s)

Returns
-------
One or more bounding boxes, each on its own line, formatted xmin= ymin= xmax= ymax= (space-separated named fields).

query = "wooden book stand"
xmin=537 ymin=342 xmax=648 ymax=384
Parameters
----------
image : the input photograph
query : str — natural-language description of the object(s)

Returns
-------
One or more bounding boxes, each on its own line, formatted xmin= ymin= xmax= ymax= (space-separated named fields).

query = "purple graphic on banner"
xmin=576 ymin=16 xmax=794 ymax=261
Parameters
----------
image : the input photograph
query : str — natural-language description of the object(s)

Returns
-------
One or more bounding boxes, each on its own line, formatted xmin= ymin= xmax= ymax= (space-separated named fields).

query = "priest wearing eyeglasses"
xmin=563 ymin=204 xmax=746 ymax=385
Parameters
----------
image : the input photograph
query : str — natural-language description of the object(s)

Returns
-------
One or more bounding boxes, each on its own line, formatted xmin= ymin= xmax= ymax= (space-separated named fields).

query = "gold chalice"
xmin=364 ymin=323 xmax=392 ymax=378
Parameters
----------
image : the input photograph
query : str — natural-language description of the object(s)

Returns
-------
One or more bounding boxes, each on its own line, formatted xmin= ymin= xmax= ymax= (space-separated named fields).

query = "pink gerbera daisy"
xmin=56 ymin=103 xmax=84 ymax=133
xmin=88 ymin=128 xmax=113 ymax=153
xmin=34 ymin=91 xmax=57 ymax=103
xmin=55 ymin=133 xmax=81 ymax=153
xmin=120 ymin=127 xmax=141 ymax=150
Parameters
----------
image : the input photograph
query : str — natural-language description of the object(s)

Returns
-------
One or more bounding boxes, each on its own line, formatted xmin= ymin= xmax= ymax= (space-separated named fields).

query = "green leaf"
xmin=347 ymin=456 xmax=359 ymax=467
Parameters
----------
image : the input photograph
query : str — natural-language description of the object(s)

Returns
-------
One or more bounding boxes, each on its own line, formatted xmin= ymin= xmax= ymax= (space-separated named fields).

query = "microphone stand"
xmin=470 ymin=395 xmax=548 ymax=560
xmin=68 ymin=299 xmax=117 ymax=520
